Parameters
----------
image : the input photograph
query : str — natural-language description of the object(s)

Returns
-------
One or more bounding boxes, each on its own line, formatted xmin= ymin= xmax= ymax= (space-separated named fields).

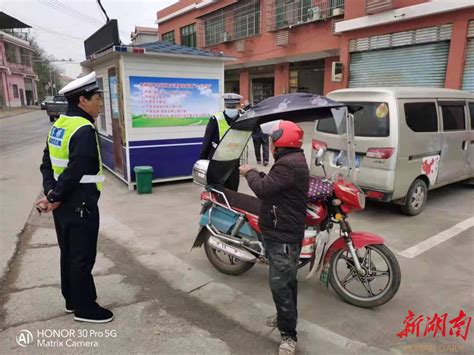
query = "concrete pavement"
xmin=0 ymin=212 xmax=277 ymax=354
xmin=0 ymin=109 xmax=51 ymax=284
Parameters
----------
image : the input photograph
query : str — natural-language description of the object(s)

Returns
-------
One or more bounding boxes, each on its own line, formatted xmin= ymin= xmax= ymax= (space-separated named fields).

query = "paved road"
xmin=0 ymin=109 xmax=52 ymax=282
xmin=0 ymin=109 xmax=51 ymax=155
xmin=1 ymin=114 xmax=472 ymax=353
xmin=98 ymin=122 xmax=474 ymax=353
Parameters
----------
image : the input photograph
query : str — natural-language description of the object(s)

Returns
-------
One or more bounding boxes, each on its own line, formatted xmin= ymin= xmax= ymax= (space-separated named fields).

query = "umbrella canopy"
xmin=233 ymin=93 xmax=346 ymax=131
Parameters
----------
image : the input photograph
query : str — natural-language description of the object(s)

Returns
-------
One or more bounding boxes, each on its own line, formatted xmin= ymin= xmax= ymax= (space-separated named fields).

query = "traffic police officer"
xmin=199 ymin=93 xmax=242 ymax=191
xmin=37 ymin=71 xmax=113 ymax=323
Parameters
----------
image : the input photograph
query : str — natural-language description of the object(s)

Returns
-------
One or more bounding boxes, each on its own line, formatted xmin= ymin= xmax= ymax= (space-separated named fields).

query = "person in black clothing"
xmin=36 ymin=71 xmax=113 ymax=323
xmin=239 ymin=121 xmax=309 ymax=355
xmin=251 ymin=125 xmax=270 ymax=166
xmin=199 ymin=93 xmax=242 ymax=191
xmin=241 ymin=99 xmax=270 ymax=166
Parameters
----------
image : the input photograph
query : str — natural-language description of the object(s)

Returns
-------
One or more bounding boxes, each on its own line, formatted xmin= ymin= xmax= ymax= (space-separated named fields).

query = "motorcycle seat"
xmin=215 ymin=188 xmax=261 ymax=216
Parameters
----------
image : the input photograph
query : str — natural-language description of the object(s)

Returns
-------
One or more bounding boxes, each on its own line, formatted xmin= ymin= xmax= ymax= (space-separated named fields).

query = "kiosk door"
xmin=108 ymin=67 xmax=124 ymax=175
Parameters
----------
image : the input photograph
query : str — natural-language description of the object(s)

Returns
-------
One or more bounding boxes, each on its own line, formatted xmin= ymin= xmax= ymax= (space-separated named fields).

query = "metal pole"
xmin=49 ymin=68 xmax=53 ymax=96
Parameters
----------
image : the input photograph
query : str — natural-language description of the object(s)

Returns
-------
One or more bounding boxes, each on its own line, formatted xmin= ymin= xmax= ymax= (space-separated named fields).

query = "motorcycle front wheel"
xmin=329 ymin=244 xmax=401 ymax=308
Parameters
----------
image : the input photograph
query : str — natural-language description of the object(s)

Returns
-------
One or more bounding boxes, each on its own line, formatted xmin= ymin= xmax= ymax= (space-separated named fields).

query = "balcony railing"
xmin=265 ymin=0 xmax=345 ymax=32
xmin=197 ymin=0 xmax=260 ymax=47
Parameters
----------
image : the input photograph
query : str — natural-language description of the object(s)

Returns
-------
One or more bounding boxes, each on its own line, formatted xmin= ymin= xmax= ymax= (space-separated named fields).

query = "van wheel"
xmin=49 ymin=115 xmax=55 ymax=122
xmin=400 ymin=179 xmax=427 ymax=216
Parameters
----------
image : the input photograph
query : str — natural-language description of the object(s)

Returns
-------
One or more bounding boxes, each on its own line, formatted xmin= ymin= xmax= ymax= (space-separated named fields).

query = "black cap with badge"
xmin=59 ymin=71 xmax=104 ymax=98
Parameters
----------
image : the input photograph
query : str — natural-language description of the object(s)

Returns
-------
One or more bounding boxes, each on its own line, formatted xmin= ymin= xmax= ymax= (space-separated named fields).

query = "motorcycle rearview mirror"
xmin=314 ymin=148 xmax=328 ymax=178
xmin=314 ymin=148 xmax=326 ymax=167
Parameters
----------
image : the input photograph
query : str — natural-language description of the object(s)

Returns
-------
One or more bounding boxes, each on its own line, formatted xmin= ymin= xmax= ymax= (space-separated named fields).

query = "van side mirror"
xmin=314 ymin=148 xmax=326 ymax=167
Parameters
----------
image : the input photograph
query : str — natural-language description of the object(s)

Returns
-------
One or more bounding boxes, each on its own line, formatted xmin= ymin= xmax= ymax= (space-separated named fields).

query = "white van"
xmin=312 ymin=87 xmax=474 ymax=215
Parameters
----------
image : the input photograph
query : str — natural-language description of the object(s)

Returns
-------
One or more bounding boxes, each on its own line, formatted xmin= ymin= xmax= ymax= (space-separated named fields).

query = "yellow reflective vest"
xmin=214 ymin=112 xmax=230 ymax=140
xmin=48 ymin=115 xmax=104 ymax=191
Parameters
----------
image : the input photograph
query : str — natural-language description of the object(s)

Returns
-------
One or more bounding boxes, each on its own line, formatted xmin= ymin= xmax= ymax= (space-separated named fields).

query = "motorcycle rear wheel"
xmin=203 ymin=232 xmax=255 ymax=276
xmin=329 ymin=244 xmax=401 ymax=308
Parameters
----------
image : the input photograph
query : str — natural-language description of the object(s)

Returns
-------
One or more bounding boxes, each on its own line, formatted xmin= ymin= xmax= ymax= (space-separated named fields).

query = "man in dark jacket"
xmin=199 ymin=93 xmax=242 ymax=191
xmin=239 ymin=121 xmax=309 ymax=355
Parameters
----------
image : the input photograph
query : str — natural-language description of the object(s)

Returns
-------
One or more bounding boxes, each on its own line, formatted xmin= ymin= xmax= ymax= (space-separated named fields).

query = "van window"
xmin=317 ymin=102 xmax=389 ymax=137
xmin=441 ymin=104 xmax=465 ymax=131
xmin=404 ymin=102 xmax=438 ymax=132
xmin=469 ymin=103 xmax=474 ymax=130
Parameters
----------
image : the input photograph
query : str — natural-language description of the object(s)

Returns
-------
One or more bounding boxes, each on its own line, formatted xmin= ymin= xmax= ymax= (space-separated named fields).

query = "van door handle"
xmin=462 ymin=140 xmax=468 ymax=150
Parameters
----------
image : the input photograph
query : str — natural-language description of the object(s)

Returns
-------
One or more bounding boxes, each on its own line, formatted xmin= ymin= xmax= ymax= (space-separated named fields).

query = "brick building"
xmin=157 ymin=0 xmax=474 ymax=104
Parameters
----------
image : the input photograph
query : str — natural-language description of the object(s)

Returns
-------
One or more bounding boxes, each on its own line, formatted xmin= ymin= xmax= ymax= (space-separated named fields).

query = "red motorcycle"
xmin=192 ymin=93 xmax=401 ymax=308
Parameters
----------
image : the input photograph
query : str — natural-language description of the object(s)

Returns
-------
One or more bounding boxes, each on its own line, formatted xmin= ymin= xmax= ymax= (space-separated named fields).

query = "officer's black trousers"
xmin=53 ymin=203 xmax=99 ymax=310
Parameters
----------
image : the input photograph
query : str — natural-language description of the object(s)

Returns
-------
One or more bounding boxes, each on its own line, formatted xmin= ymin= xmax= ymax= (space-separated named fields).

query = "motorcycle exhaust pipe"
xmin=207 ymin=236 xmax=257 ymax=263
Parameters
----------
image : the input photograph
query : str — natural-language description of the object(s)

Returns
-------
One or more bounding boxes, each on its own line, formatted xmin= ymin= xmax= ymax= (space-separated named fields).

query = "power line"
xmin=52 ymin=0 xmax=104 ymax=24
xmin=38 ymin=0 xmax=103 ymax=27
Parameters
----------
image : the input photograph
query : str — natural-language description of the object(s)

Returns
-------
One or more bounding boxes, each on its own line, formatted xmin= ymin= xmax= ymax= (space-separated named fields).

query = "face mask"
xmin=225 ymin=109 xmax=239 ymax=119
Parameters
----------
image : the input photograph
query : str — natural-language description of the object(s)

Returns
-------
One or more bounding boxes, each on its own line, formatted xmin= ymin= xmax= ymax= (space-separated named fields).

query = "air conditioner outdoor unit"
xmin=332 ymin=7 xmax=344 ymax=16
xmin=307 ymin=7 xmax=321 ymax=22
xmin=222 ymin=32 xmax=232 ymax=42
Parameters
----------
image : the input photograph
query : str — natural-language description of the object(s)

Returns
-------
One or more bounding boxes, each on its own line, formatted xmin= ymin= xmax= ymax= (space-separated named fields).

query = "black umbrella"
xmin=233 ymin=93 xmax=346 ymax=131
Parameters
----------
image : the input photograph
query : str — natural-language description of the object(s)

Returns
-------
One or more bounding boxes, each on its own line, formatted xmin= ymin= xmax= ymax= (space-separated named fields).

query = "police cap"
xmin=222 ymin=93 xmax=242 ymax=106
xmin=59 ymin=71 xmax=103 ymax=98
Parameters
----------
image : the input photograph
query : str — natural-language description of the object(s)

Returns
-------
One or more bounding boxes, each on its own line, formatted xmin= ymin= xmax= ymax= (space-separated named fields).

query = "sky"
xmin=2 ymin=0 xmax=177 ymax=78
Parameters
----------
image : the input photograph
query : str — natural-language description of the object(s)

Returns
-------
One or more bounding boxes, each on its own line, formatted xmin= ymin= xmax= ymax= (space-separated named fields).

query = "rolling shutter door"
xmin=461 ymin=21 xmax=474 ymax=93
xmin=349 ymin=42 xmax=450 ymax=88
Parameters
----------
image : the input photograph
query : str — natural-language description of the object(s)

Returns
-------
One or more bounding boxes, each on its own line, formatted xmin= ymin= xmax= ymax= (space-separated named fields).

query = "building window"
xmin=21 ymin=49 xmax=32 ymax=66
xmin=12 ymin=84 xmax=19 ymax=98
xmin=180 ymin=24 xmax=196 ymax=48
xmin=5 ymin=43 xmax=18 ymax=64
xmin=275 ymin=0 xmax=312 ymax=29
xmin=162 ymin=31 xmax=175 ymax=44
xmin=404 ymin=103 xmax=438 ymax=132
xmin=234 ymin=0 xmax=260 ymax=40
xmin=204 ymin=11 xmax=225 ymax=46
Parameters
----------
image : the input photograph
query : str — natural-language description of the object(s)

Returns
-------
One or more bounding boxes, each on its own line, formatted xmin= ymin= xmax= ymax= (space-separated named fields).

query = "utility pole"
xmin=49 ymin=68 xmax=53 ymax=96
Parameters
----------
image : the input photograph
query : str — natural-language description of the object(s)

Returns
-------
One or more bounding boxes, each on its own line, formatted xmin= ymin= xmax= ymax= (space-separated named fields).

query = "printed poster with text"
xmin=130 ymin=76 xmax=219 ymax=128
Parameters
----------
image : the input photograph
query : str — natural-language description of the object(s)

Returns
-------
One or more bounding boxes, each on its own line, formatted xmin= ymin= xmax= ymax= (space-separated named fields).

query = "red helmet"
xmin=271 ymin=120 xmax=304 ymax=148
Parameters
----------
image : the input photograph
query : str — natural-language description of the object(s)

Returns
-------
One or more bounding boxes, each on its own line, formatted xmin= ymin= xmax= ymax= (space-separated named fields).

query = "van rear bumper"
xmin=360 ymin=187 xmax=393 ymax=202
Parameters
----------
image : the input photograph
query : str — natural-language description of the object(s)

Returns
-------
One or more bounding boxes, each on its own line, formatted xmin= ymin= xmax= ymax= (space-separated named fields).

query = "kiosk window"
xmin=469 ymin=103 xmax=474 ymax=130
xmin=405 ymin=102 xmax=438 ymax=132
xmin=441 ymin=104 xmax=465 ymax=131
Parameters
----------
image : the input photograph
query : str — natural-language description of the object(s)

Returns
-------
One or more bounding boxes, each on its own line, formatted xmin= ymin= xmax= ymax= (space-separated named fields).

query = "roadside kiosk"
xmin=80 ymin=41 xmax=233 ymax=189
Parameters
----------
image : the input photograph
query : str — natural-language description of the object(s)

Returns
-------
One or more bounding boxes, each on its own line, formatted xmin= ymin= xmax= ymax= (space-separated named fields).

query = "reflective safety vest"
xmin=215 ymin=112 xmax=230 ymax=140
xmin=48 ymin=115 xmax=104 ymax=191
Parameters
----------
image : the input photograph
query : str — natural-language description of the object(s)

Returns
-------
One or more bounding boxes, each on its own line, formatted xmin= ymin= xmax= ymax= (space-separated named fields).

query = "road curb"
xmin=0 ymin=205 xmax=35 ymax=288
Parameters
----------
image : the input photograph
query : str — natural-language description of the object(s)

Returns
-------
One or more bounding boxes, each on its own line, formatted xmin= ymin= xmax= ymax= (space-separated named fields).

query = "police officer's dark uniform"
xmin=39 ymin=72 xmax=113 ymax=323
xmin=199 ymin=93 xmax=242 ymax=191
